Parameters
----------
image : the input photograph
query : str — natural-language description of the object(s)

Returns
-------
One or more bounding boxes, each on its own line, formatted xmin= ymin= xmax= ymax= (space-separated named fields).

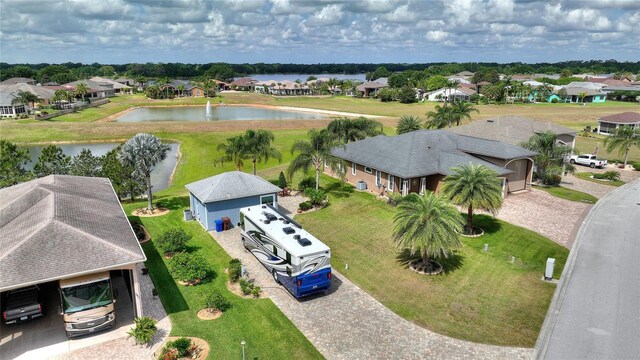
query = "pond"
xmin=115 ymin=106 xmax=327 ymax=122
xmin=26 ymin=142 xmax=180 ymax=191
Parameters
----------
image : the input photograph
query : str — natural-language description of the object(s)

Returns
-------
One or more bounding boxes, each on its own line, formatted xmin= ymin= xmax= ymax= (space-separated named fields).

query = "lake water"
xmin=27 ymin=142 xmax=180 ymax=191
xmin=115 ymin=106 xmax=327 ymax=122
xmin=245 ymin=74 xmax=366 ymax=82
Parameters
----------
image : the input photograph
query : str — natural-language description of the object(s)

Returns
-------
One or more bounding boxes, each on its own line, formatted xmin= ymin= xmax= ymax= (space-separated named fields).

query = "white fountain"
xmin=205 ymin=100 xmax=212 ymax=119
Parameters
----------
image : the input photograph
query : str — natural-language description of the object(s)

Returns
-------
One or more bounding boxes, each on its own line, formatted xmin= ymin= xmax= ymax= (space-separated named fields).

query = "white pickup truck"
xmin=569 ymin=154 xmax=608 ymax=168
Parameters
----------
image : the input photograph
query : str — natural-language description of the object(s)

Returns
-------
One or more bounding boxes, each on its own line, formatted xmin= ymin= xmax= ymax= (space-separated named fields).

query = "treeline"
xmin=1 ymin=60 xmax=639 ymax=83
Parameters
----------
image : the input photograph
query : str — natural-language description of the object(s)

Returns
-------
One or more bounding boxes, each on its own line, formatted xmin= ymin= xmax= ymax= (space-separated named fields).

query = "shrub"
xmin=551 ymin=98 xmax=558 ymax=103
xmin=171 ymin=337 xmax=192 ymax=357
xmin=205 ymin=289 xmax=232 ymax=312
xmin=278 ymin=171 xmax=287 ymax=188
xmin=378 ymin=88 xmax=397 ymax=102
xmin=594 ymin=171 xmax=621 ymax=181
xmin=239 ymin=279 xmax=253 ymax=295
xmin=543 ymin=173 xmax=562 ymax=186
xmin=298 ymin=201 xmax=313 ymax=211
xmin=298 ymin=177 xmax=316 ymax=190
xmin=158 ymin=337 xmax=193 ymax=360
xmin=228 ymin=258 xmax=242 ymax=282
xmin=156 ymin=229 xmax=190 ymax=254
xmin=169 ymin=252 xmax=211 ymax=283
xmin=633 ymin=162 xmax=640 ymax=171
xmin=398 ymin=86 xmax=417 ymax=104
xmin=252 ymin=286 xmax=261 ymax=298
xmin=127 ymin=316 xmax=157 ymax=345
xmin=304 ymin=188 xmax=327 ymax=206
xmin=387 ymin=192 xmax=404 ymax=206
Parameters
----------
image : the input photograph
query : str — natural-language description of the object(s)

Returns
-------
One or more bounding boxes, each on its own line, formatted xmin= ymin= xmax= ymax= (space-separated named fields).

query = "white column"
xmin=131 ymin=265 xmax=143 ymax=317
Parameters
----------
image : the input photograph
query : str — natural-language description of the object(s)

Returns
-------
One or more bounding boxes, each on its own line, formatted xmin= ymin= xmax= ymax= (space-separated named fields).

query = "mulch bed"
xmin=197 ymin=308 xmax=223 ymax=320
xmin=132 ymin=207 xmax=170 ymax=217
xmin=155 ymin=336 xmax=209 ymax=360
xmin=459 ymin=227 xmax=485 ymax=238
xmin=409 ymin=259 xmax=443 ymax=275
xmin=131 ymin=222 xmax=151 ymax=243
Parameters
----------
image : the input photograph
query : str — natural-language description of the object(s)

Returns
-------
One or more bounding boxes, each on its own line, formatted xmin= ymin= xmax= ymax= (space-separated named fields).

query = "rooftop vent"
xmin=264 ymin=212 xmax=277 ymax=221
xmin=293 ymin=235 xmax=300 ymax=240
xmin=282 ymin=227 xmax=295 ymax=235
xmin=487 ymin=119 xmax=494 ymax=122
xmin=297 ymin=237 xmax=312 ymax=247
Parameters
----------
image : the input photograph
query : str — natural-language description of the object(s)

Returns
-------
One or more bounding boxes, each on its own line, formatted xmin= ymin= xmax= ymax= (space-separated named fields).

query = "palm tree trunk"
xmin=624 ymin=148 xmax=629 ymax=168
xmin=146 ymin=176 xmax=153 ymax=210
xmin=467 ymin=205 xmax=473 ymax=234
xmin=252 ymin=158 xmax=257 ymax=175
xmin=315 ymin=168 xmax=320 ymax=190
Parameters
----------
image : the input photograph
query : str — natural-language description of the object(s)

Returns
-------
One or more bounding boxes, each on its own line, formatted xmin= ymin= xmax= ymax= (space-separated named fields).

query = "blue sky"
xmin=1 ymin=0 xmax=639 ymax=64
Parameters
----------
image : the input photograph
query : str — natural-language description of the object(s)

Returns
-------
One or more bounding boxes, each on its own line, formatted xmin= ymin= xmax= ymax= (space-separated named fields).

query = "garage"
xmin=0 ymin=175 xmax=146 ymax=359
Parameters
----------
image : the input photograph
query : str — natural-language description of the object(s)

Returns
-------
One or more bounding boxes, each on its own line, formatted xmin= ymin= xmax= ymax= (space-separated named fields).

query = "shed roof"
xmin=186 ymin=171 xmax=281 ymax=203
xmin=598 ymin=112 xmax=640 ymax=124
xmin=0 ymin=175 xmax=146 ymax=291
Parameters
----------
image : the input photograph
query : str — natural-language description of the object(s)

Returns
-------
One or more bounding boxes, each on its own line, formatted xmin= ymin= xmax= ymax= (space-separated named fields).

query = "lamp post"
xmin=241 ymin=340 xmax=246 ymax=360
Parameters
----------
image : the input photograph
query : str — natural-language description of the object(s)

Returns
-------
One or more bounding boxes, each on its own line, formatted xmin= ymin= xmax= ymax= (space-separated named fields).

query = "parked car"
xmin=569 ymin=154 xmax=608 ymax=168
xmin=2 ymin=285 xmax=44 ymax=324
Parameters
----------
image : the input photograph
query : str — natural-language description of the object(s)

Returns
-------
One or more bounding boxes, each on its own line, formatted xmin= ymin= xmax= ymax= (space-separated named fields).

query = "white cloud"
xmin=425 ymin=30 xmax=448 ymax=42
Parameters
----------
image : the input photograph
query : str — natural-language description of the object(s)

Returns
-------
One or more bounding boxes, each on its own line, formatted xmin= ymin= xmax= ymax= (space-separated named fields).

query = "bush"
xmin=594 ymin=171 xmax=621 ymax=181
xmin=228 ymin=258 xmax=242 ymax=282
xmin=239 ymin=279 xmax=253 ymax=295
xmin=169 ymin=252 xmax=212 ymax=283
xmin=378 ymin=88 xmax=397 ymax=102
xmin=398 ymin=86 xmax=417 ymax=104
xmin=633 ymin=162 xmax=640 ymax=171
xmin=278 ymin=171 xmax=287 ymax=188
xmin=158 ymin=337 xmax=193 ymax=360
xmin=156 ymin=229 xmax=190 ymax=254
xmin=387 ymin=192 xmax=404 ymax=206
xmin=298 ymin=201 xmax=313 ymax=211
xmin=304 ymin=188 xmax=327 ymax=206
xmin=171 ymin=337 xmax=192 ymax=357
xmin=298 ymin=177 xmax=316 ymax=190
xmin=205 ymin=289 xmax=232 ymax=312
xmin=551 ymin=98 xmax=558 ymax=103
xmin=127 ymin=316 xmax=157 ymax=345
xmin=543 ymin=173 xmax=562 ymax=186
xmin=252 ymin=286 xmax=261 ymax=298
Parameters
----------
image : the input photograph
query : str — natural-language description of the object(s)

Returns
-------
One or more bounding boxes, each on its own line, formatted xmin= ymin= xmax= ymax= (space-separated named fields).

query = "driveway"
xmin=212 ymin=227 xmax=531 ymax=359
xmin=562 ymin=166 xmax=640 ymax=199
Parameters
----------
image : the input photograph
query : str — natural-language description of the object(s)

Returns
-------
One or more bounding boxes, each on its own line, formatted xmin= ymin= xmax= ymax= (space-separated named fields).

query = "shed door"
xmin=507 ymin=160 xmax=527 ymax=192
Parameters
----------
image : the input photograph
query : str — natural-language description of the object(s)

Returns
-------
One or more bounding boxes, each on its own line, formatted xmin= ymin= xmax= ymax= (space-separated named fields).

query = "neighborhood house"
xmin=597 ymin=112 xmax=640 ymax=135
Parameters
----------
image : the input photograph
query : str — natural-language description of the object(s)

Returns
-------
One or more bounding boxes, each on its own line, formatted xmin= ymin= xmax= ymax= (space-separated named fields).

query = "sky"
xmin=1 ymin=0 xmax=639 ymax=65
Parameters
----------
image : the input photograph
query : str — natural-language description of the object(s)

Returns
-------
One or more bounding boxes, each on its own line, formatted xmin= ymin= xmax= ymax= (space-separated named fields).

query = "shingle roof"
xmin=0 ymin=83 xmax=56 ymax=106
xmin=355 ymin=81 xmax=389 ymax=91
xmin=185 ymin=171 xmax=281 ymax=203
xmin=449 ymin=116 xmax=576 ymax=146
xmin=331 ymin=130 xmax=536 ymax=179
xmin=0 ymin=77 xmax=36 ymax=85
xmin=598 ymin=112 xmax=640 ymax=124
xmin=0 ymin=175 xmax=146 ymax=291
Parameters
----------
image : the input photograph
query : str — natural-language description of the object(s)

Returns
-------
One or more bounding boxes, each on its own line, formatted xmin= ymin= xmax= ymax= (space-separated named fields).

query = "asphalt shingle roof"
xmin=331 ymin=130 xmax=536 ymax=179
xmin=185 ymin=171 xmax=281 ymax=203
xmin=598 ymin=112 xmax=640 ymax=124
xmin=0 ymin=175 xmax=146 ymax=291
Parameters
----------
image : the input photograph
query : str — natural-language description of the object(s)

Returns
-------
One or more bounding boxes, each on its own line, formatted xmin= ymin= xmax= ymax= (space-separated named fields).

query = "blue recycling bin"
xmin=215 ymin=219 xmax=223 ymax=232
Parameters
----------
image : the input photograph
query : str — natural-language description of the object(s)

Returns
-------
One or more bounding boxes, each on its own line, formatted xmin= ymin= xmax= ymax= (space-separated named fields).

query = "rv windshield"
xmin=61 ymin=279 xmax=112 ymax=313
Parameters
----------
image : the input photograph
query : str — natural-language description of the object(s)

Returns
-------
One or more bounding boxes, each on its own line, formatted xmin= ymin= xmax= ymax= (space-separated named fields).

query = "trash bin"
xmin=215 ymin=219 xmax=223 ymax=232
xmin=222 ymin=217 xmax=231 ymax=231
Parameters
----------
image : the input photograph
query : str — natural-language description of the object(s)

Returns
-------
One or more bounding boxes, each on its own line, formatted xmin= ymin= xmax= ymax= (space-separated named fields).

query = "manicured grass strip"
xmin=296 ymin=177 xmax=568 ymax=347
xmin=574 ymin=171 xmax=625 ymax=187
xmin=125 ymin=198 xmax=323 ymax=360
xmin=533 ymin=184 xmax=598 ymax=203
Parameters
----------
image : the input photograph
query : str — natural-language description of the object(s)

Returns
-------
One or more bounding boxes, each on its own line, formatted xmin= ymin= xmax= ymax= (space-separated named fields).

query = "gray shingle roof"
xmin=598 ymin=112 xmax=640 ymax=124
xmin=0 ymin=175 xmax=146 ymax=291
xmin=185 ymin=171 xmax=281 ymax=203
xmin=449 ymin=116 xmax=576 ymax=146
xmin=331 ymin=130 xmax=537 ymax=178
xmin=0 ymin=83 xmax=56 ymax=106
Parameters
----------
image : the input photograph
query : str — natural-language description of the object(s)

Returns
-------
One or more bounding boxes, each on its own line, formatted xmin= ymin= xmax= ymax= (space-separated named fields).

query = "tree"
xmin=392 ymin=192 xmax=463 ymax=272
xmin=0 ymin=140 xmax=32 ymax=188
xmin=396 ymin=115 xmax=422 ymax=135
xmin=288 ymin=129 xmax=342 ymax=190
xmin=119 ymin=133 xmax=171 ymax=211
xmin=214 ymin=135 xmax=247 ymax=171
xmin=442 ymin=164 xmax=504 ymax=235
xmin=521 ymin=131 xmax=574 ymax=185
xmin=426 ymin=75 xmax=448 ymax=91
xmin=176 ymin=84 xmax=185 ymax=97
xmin=204 ymin=63 xmax=235 ymax=83
xmin=74 ymin=83 xmax=89 ymax=102
xmin=449 ymin=100 xmax=479 ymax=126
xmin=242 ymin=129 xmax=282 ymax=175
xmin=398 ymin=86 xmax=417 ymax=103
xmin=70 ymin=148 xmax=102 ymax=177
xmin=11 ymin=90 xmax=41 ymax=112
xmin=101 ymin=146 xmax=145 ymax=201
xmin=578 ymin=91 xmax=588 ymax=103
xmin=33 ymin=145 xmax=71 ymax=177
xmin=425 ymin=104 xmax=454 ymax=129
xmin=604 ymin=126 xmax=640 ymax=168
xmin=327 ymin=117 xmax=384 ymax=144
xmin=371 ymin=66 xmax=390 ymax=81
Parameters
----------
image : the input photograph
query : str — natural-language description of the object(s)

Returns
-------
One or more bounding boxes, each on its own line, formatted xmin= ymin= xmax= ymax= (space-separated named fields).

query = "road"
xmin=534 ymin=178 xmax=640 ymax=359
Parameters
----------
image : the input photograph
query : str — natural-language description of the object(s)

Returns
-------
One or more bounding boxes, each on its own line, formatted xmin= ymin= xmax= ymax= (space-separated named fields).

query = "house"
xmin=597 ymin=112 xmax=640 ymax=135
xmin=564 ymin=87 xmax=607 ymax=103
xmin=186 ymin=171 xmax=281 ymax=231
xmin=154 ymin=80 xmax=206 ymax=97
xmin=355 ymin=80 xmax=388 ymax=97
xmin=424 ymin=87 xmax=475 ymax=102
xmin=0 ymin=175 xmax=146 ymax=319
xmin=449 ymin=116 xmax=577 ymax=149
xmin=0 ymin=77 xmax=37 ymax=85
xmin=0 ymin=83 xmax=56 ymax=116
xmin=90 ymin=76 xmax=132 ymax=94
xmin=63 ymin=79 xmax=115 ymax=99
xmin=229 ymin=77 xmax=258 ymax=91
xmin=328 ymin=130 xmax=537 ymax=197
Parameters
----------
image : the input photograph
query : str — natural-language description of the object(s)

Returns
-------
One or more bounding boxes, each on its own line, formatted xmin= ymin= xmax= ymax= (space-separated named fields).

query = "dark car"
xmin=2 ymin=285 xmax=44 ymax=324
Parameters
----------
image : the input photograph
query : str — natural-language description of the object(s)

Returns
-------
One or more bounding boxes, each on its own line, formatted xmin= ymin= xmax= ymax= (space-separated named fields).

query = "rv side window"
xmin=286 ymin=252 xmax=291 ymax=265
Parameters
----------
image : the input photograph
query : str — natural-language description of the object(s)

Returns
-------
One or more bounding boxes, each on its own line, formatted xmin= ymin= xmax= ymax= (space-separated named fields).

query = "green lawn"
xmin=533 ymin=185 xmax=598 ymax=203
xmin=124 ymin=198 xmax=323 ymax=360
xmin=575 ymin=135 xmax=640 ymax=164
xmin=574 ymin=171 xmax=625 ymax=187
xmin=296 ymin=177 xmax=568 ymax=347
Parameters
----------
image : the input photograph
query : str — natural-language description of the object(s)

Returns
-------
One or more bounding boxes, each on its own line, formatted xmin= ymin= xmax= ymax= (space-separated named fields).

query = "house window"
xmin=260 ymin=195 xmax=274 ymax=205
xmin=375 ymin=170 xmax=381 ymax=187
xmin=352 ymin=162 xmax=356 ymax=176
xmin=364 ymin=166 xmax=372 ymax=174
xmin=389 ymin=175 xmax=394 ymax=192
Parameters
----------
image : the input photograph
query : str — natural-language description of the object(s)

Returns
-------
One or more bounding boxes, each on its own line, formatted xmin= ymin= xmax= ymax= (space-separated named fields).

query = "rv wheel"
xmin=272 ymin=270 xmax=280 ymax=284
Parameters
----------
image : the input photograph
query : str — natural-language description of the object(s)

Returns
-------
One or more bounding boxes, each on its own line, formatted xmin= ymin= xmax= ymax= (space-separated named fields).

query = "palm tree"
xmin=424 ymin=104 xmax=453 ymax=129
xmin=392 ymin=192 xmax=463 ymax=273
xmin=74 ymin=83 xmax=89 ymax=102
xmin=604 ymin=126 xmax=640 ymax=168
xmin=396 ymin=115 xmax=422 ymax=134
xmin=288 ymin=129 xmax=342 ymax=190
xmin=11 ymin=90 xmax=41 ymax=112
xmin=177 ymin=84 xmax=185 ymax=98
xmin=444 ymin=80 xmax=460 ymax=103
xmin=327 ymin=117 xmax=383 ymax=144
xmin=449 ymin=100 xmax=479 ymax=126
xmin=521 ymin=131 xmax=574 ymax=185
xmin=578 ymin=91 xmax=588 ymax=104
xmin=243 ymin=129 xmax=282 ymax=175
xmin=214 ymin=135 xmax=247 ymax=171
xmin=442 ymin=164 xmax=504 ymax=235
xmin=119 ymin=133 xmax=171 ymax=211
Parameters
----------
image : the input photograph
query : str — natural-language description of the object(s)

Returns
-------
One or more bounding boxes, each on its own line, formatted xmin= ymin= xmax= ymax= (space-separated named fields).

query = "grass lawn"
xmin=574 ymin=171 xmax=625 ymax=187
xmin=124 ymin=197 xmax=322 ymax=360
xmin=574 ymin=135 xmax=640 ymax=164
xmin=533 ymin=185 xmax=598 ymax=203
xmin=296 ymin=177 xmax=568 ymax=347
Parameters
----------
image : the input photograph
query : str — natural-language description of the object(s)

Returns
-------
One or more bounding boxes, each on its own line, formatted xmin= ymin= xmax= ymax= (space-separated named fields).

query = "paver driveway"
xmin=213 ymin=227 xmax=531 ymax=360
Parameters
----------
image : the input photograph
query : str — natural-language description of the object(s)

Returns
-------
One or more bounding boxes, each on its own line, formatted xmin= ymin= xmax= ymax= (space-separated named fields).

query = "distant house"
xmin=597 ymin=112 xmax=640 ymax=135
xmin=154 ymin=80 xmax=205 ymax=97
xmin=0 ymin=83 xmax=56 ymax=116
xmin=230 ymin=77 xmax=258 ymax=91
xmin=63 ymin=79 xmax=115 ymax=99
xmin=328 ymin=130 xmax=537 ymax=197
xmin=185 ymin=171 xmax=281 ymax=231
xmin=425 ymin=87 xmax=475 ymax=102
xmin=355 ymin=80 xmax=388 ymax=97
xmin=0 ymin=77 xmax=36 ymax=85
xmin=564 ymin=87 xmax=607 ymax=103
xmin=90 ymin=76 xmax=132 ymax=94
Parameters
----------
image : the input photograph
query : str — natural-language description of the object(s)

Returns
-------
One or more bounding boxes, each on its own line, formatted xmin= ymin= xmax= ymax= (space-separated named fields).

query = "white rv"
xmin=239 ymin=204 xmax=332 ymax=298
